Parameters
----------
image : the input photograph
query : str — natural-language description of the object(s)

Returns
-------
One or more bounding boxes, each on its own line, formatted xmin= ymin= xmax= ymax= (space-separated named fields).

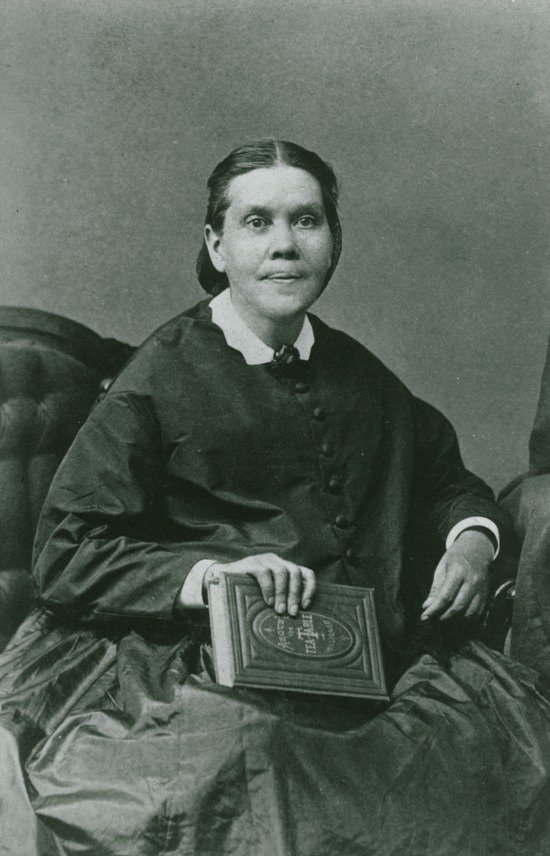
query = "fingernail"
xmin=289 ymin=605 xmax=297 ymax=616
xmin=276 ymin=604 xmax=285 ymax=614
xmin=266 ymin=597 xmax=274 ymax=606
xmin=422 ymin=599 xmax=432 ymax=608
xmin=302 ymin=600 xmax=309 ymax=610
xmin=421 ymin=613 xmax=429 ymax=621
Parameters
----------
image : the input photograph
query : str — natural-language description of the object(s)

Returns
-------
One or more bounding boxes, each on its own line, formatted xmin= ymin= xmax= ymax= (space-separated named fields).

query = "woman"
xmin=1 ymin=140 xmax=549 ymax=856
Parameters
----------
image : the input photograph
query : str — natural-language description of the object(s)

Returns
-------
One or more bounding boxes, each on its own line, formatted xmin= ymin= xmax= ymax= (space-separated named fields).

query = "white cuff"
xmin=179 ymin=559 xmax=217 ymax=608
xmin=445 ymin=517 xmax=500 ymax=560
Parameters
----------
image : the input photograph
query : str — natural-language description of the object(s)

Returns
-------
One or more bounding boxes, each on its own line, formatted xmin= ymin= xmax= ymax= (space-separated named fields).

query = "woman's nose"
xmin=269 ymin=223 xmax=299 ymax=257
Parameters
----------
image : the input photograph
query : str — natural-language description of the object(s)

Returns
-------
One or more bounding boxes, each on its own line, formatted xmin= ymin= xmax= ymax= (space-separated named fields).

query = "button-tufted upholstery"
xmin=0 ymin=307 xmax=133 ymax=650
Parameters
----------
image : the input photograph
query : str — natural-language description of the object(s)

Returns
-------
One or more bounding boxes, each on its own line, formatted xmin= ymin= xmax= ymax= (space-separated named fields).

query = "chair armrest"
xmin=497 ymin=473 xmax=550 ymax=677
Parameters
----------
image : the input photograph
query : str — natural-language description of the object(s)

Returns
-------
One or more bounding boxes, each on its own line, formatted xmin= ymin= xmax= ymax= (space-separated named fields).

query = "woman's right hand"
xmin=203 ymin=554 xmax=316 ymax=616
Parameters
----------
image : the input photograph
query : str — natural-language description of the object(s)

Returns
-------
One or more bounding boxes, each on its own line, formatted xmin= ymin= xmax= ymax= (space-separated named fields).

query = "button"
xmin=294 ymin=380 xmax=310 ymax=394
xmin=313 ymin=407 xmax=326 ymax=421
xmin=327 ymin=476 xmax=343 ymax=493
xmin=319 ymin=442 xmax=333 ymax=457
xmin=345 ymin=547 xmax=354 ymax=561
xmin=335 ymin=514 xmax=351 ymax=529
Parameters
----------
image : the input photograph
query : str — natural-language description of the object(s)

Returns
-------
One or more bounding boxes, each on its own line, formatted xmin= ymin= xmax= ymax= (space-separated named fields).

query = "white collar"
xmin=209 ymin=288 xmax=314 ymax=365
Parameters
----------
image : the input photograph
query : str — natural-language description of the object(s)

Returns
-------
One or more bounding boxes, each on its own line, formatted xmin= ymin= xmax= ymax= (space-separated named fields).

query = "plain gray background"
xmin=1 ymin=0 xmax=548 ymax=491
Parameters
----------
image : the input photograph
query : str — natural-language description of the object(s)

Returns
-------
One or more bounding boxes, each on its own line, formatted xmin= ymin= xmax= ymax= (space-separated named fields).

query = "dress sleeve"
xmin=32 ymin=392 xmax=235 ymax=627
xmin=409 ymin=395 xmax=512 ymax=553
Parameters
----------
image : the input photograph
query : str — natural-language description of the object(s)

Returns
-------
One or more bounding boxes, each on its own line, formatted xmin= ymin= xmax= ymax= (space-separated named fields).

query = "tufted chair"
xmin=0 ymin=307 xmax=134 ymax=651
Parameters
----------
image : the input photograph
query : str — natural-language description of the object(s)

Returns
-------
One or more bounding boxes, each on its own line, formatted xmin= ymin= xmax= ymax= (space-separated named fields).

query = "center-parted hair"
xmin=196 ymin=139 xmax=342 ymax=295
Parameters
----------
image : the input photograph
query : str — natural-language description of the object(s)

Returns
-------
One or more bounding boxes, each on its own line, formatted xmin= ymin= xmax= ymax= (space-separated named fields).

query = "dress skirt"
xmin=1 ymin=609 xmax=550 ymax=856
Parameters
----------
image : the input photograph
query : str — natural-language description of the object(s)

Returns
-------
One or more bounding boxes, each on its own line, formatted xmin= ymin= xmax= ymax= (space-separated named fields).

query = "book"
xmin=208 ymin=573 xmax=388 ymax=701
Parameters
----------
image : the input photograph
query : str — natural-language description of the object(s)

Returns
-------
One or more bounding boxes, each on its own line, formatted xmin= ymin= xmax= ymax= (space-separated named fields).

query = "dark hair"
xmin=196 ymin=139 xmax=342 ymax=295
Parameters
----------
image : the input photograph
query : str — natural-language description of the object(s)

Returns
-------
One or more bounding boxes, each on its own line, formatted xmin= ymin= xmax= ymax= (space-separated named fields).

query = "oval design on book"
xmin=253 ymin=610 xmax=355 ymax=659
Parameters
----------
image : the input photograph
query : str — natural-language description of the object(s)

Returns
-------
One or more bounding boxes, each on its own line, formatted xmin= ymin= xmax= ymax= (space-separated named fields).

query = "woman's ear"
xmin=204 ymin=225 xmax=226 ymax=273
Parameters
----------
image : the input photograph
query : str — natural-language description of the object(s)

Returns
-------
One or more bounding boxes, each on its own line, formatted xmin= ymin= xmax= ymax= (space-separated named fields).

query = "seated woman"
xmin=1 ymin=140 xmax=550 ymax=856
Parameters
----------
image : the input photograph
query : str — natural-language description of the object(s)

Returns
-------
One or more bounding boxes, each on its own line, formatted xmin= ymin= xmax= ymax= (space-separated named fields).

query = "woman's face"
xmin=205 ymin=165 xmax=333 ymax=325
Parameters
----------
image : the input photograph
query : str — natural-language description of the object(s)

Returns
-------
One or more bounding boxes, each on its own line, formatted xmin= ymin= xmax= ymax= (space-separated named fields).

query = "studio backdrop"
xmin=1 ymin=0 xmax=549 ymax=491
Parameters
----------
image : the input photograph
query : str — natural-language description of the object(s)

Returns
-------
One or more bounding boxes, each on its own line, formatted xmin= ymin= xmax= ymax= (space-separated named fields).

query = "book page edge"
xmin=209 ymin=575 xmax=236 ymax=687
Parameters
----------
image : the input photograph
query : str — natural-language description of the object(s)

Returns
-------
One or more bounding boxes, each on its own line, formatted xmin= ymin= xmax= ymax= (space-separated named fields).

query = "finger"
xmin=273 ymin=566 xmax=289 ymax=614
xmin=465 ymin=587 xmax=488 ymax=620
xmin=286 ymin=565 xmax=302 ymax=617
xmin=422 ymin=562 xmax=463 ymax=620
xmin=300 ymin=567 xmax=316 ymax=609
xmin=257 ymin=554 xmax=287 ymax=610
xmin=438 ymin=583 xmax=473 ymax=621
xmin=422 ymin=559 xmax=447 ymax=607
xmin=465 ymin=593 xmax=482 ymax=619
xmin=254 ymin=568 xmax=275 ymax=607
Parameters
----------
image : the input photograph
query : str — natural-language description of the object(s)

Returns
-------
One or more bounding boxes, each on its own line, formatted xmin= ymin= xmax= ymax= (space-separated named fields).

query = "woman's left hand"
xmin=421 ymin=530 xmax=495 ymax=622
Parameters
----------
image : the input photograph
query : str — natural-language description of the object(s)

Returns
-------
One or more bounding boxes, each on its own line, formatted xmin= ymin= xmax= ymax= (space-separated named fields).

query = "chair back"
xmin=0 ymin=307 xmax=133 ymax=647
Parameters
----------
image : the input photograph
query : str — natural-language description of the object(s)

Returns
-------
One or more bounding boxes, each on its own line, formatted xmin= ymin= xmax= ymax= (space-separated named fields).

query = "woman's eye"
xmin=296 ymin=215 xmax=316 ymax=228
xmin=246 ymin=217 xmax=267 ymax=230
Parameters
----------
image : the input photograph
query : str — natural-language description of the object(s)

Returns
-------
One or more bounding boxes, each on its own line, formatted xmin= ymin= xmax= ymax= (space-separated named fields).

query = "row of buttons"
xmin=295 ymin=381 xmax=326 ymax=422
xmin=292 ymin=373 xmax=355 ymax=564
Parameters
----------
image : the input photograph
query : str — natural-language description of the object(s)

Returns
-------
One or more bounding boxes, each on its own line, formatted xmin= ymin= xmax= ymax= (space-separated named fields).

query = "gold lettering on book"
xmin=255 ymin=610 xmax=354 ymax=659
xmin=276 ymin=617 xmax=293 ymax=651
xmin=296 ymin=613 xmax=320 ymax=654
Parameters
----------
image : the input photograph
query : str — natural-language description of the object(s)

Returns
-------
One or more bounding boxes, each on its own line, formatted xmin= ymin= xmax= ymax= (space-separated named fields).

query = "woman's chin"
xmin=259 ymin=285 xmax=320 ymax=317
xmin=262 ymin=299 xmax=309 ymax=322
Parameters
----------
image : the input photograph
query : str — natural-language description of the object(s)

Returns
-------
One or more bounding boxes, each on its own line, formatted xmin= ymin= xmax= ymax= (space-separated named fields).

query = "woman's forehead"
xmin=225 ymin=166 xmax=323 ymax=213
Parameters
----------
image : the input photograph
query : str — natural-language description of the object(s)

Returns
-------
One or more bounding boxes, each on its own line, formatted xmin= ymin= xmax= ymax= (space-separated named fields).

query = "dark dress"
xmin=1 ymin=301 xmax=549 ymax=856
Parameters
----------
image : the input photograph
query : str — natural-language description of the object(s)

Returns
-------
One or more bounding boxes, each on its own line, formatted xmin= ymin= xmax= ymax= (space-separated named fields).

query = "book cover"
xmin=208 ymin=573 xmax=388 ymax=700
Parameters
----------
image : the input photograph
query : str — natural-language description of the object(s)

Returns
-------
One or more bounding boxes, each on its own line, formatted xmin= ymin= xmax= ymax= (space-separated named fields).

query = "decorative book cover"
xmin=208 ymin=573 xmax=388 ymax=700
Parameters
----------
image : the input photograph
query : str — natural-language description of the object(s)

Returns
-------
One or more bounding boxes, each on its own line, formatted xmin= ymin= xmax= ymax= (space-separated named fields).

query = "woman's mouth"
xmin=262 ymin=273 xmax=303 ymax=281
